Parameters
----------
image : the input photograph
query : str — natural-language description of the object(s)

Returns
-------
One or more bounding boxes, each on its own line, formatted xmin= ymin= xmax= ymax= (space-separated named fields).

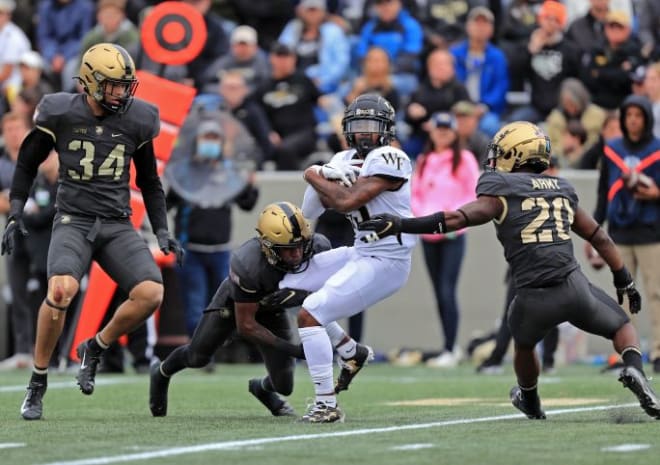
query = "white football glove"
xmin=322 ymin=160 xmax=362 ymax=187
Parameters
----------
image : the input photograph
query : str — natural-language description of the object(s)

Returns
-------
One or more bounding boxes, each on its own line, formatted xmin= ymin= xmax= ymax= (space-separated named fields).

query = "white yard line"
xmin=39 ymin=403 xmax=639 ymax=465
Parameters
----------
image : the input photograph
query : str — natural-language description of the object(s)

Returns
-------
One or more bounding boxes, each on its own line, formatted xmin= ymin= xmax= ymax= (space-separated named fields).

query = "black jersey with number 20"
xmin=476 ymin=171 xmax=580 ymax=289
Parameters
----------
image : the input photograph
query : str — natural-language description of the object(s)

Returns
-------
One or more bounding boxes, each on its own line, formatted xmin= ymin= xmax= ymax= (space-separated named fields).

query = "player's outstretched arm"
xmin=572 ymin=207 xmax=642 ymax=313
xmin=234 ymin=301 xmax=305 ymax=359
xmin=359 ymin=196 xmax=502 ymax=242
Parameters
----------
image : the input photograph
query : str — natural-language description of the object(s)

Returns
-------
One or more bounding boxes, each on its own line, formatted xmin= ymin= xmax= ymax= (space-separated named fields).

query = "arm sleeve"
xmin=593 ymin=159 xmax=609 ymax=225
xmin=10 ymin=129 xmax=55 ymax=204
xmin=302 ymin=185 xmax=325 ymax=219
xmin=133 ymin=141 xmax=168 ymax=233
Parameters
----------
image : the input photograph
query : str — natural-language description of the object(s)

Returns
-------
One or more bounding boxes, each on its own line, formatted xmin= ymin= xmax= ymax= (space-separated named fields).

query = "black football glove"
xmin=156 ymin=229 xmax=184 ymax=266
xmin=259 ymin=288 xmax=310 ymax=309
xmin=1 ymin=216 xmax=28 ymax=256
xmin=612 ymin=266 xmax=642 ymax=314
xmin=358 ymin=213 xmax=402 ymax=244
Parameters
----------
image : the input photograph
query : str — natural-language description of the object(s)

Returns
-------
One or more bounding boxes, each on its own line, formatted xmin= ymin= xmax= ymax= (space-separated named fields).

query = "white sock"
xmin=299 ymin=326 xmax=335 ymax=399
xmin=325 ymin=321 xmax=347 ymax=347
xmin=335 ymin=338 xmax=357 ymax=359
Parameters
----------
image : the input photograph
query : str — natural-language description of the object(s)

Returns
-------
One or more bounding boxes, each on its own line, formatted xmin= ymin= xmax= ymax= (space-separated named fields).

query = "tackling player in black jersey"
xmin=149 ymin=202 xmax=369 ymax=417
xmin=359 ymin=121 xmax=660 ymax=420
xmin=1 ymin=44 xmax=183 ymax=420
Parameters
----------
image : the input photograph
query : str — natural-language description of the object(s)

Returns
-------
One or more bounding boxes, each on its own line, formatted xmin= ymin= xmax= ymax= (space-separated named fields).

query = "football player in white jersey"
xmin=279 ymin=93 xmax=416 ymax=423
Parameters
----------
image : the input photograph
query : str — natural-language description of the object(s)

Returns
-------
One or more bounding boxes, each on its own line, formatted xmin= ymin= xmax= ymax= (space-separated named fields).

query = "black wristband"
xmin=401 ymin=211 xmax=446 ymax=234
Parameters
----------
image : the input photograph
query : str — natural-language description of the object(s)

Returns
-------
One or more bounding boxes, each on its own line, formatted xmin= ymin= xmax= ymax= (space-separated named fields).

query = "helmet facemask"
xmin=342 ymin=94 xmax=396 ymax=157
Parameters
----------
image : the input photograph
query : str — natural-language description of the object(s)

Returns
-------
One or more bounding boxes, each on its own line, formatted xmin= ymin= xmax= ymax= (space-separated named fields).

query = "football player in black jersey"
xmin=149 ymin=202 xmax=368 ymax=418
xmin=1 ymin=44 xmax=183 ymax=420
xmin=359 ymin=121 xmax=660 ymax=420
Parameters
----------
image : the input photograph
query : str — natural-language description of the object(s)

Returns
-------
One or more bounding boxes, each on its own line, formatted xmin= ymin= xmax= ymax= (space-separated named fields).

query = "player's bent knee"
xmin=186 ymin=350 xmax=212 ymax=368
xmin=47 ymin=275 xmax=80 ymax=309
xmin=131 ymin=280 xmax=164 ymax=310
xmin=297 ymin=308 xmax=320 ymax=327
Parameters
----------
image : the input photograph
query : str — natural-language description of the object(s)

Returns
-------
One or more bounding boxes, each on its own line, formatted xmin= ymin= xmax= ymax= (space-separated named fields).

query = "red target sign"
xmin=141 ymin=1 xmax=207 ymax=65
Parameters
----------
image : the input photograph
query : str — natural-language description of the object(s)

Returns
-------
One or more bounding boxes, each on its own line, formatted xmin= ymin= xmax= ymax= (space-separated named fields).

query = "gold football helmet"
xmin=256 ymin=202 xmax=313 ymax=272
xmin=78 ymin=43 xmax=138 ymax=113
xmin=486 ymin=121 xmax=551 ymax=173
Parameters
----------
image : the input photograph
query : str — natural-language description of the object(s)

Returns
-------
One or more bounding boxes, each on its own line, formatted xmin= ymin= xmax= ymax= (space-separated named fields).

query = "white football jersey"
xmin=329 ymin=146 xmax=416 ymax=260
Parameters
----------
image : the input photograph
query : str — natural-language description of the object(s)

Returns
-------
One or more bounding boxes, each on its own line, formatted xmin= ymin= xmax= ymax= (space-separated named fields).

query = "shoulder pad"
xmin=228 ymin=239 xmax=262 ymax=294
xmin=127 ymin=98 xmax=160 ymax=143
xmin=312 ymin=233 xmax=332 ymax=253
xmin=34 ymin=93 xmax=79 ymax=136
xmin=362 ymin=146 xmax=412 ymax=179
xmin=476 ymin=171 xmax=513 ymax=197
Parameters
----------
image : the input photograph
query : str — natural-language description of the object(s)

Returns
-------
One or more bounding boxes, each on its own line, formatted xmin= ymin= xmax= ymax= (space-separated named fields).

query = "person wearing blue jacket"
xmin=450 ymin=6 xmax=509 ymax=137
xmin=278 ymin=0 xmax=350 ymax=95
xmin=36 ymin=0 xmax=94 ymax=91
xmin=355 ymin=0 xmax=423 ymax=98
xmin=588 ymin=94 xmax=660 ymax=374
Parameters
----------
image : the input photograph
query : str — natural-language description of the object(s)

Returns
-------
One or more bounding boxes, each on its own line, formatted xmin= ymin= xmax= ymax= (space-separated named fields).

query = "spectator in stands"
xmin=559 ymin=120 xmax=588 ymax=168
xmin=0 ymin=0 xmax=30 ymax=109
xmin=508 ymin=1 xmax=579 ymax=124
xmin=278 ymin=0 xmax=350 ymax=95
xmin=637 ymin=0 xmax=660 ymax=61
xmin=79 ymin=0 xmax=140 ymax=72
xmin=183 ymin=0 xmax=230 ymax=92
xmin=580 ymin=10 xmax=643 ymax=111
xmin=344 ymin=46 xmax=400 ymax=111
xmin=419 ymin=0 xmax=484 ymax=52
xmin=17 ymin=51 xmax=54 ymax=108
xmin=498 ymin=0 xmax=542 ymax=92
xmin=355 ymin=0 xmax=423 ymax=100
xmin=578 ymin=110 xmax=621 ymax=169
xmin=451 ymin=99 xmax=490 ymax=165
xmin=201 ymin=25 xmax=270 ymax=95
xmin=589 ymin=94 xmax=660 ymax=374
xmin=254 ymin=42 xmax=320 ymax=170
xmin=545 ymin=77 xmax=607 ymax=159
xmin=229 ymin=0 xmax=295 ymax=51
xmin=412 ymin=112 xmax=479 ymax=368
xmin=565 ymin=0 xmax=608 ymax=58
xmin=644 ymin=62 xmax=660 ymax=138
xmin=403 ymin=48 xmax=470 ymax=159
xmin=36 ymin=0 xmax=94 ymax=93
xmin=450 ymin=6 xmax=509 ymax=137
xmin=0 ymin=112 xmax=32 ymax=370
xmin=167 ymin=118 xmax=259 ymax=337
xmin=215 ymin=70 xmax=273 ymax=166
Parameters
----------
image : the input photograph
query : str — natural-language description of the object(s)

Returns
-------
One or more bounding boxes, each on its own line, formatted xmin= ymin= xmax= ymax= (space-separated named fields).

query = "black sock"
xmin=622 ymin=348 xmax=645 ymax=376
xmin=261 ymin=376 xmax=275 ymax=392
xmin=87 ymin=337 xmax=105 ymax=356
xmin=31 ymin=370 xmax=48 ymax=385
xmin=161 ymin=346 xmax=190 ymax=377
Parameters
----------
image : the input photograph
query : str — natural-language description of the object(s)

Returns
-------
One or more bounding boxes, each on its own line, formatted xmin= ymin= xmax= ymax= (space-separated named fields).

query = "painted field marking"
xmin=38 ymin=403 xmax=639 ymax=465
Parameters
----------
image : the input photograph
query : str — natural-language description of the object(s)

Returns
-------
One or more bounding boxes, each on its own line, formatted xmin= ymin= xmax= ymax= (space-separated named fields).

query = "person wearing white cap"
xmin=0 ymin=0 xmax=31 ymax=102
xmin=199 ymin=25 xmax=270 ymax=94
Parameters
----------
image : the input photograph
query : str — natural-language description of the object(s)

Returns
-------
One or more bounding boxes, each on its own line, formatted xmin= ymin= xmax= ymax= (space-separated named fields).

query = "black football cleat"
xmin=21 ymin=381 xmax=47 ymax=420
xmin=510 ymin=386 xmax=546 ymax=419
xmin=618 ymin=366 xmax=660 ymax=419
xmin=76 ymin=339 xmax=101 ymax=395
xmin=335 ymin=343 xmax=374 ymax=393
xmin=149 ymin=358 xmax=170 ymax=417
xmin=248 ymin=378 xmax=295 ymax=417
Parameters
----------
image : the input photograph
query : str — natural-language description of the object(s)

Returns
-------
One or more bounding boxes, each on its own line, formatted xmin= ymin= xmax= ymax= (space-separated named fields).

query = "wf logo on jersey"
xmin=380 ymin=152 xmax=405 ymax=170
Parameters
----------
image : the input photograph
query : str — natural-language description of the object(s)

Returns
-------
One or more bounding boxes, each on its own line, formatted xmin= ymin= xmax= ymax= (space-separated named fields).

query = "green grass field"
xmin=1 ymin=362 xmax=658 ymax=465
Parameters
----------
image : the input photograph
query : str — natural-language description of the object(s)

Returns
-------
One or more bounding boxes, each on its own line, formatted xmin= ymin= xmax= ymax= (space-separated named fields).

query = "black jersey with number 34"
xmin=476 ymin=171 xmax=580 ymax=289
xmin=34 ymin=92 xmax=159 ymax=219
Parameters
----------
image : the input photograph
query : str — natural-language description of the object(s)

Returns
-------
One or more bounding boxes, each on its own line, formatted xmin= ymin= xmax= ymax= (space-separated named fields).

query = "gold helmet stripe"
xmin=276 ymin=202 xmax=301 ymax=240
